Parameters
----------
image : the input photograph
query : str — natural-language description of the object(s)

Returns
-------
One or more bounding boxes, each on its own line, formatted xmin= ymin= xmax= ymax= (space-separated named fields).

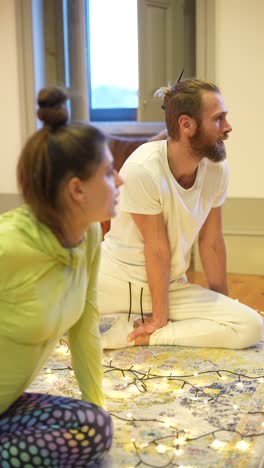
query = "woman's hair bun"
xmin=37 ymin=86 xmax=69 ymax=127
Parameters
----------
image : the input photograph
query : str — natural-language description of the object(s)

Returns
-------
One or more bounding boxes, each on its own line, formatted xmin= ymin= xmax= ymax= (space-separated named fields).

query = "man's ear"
xmin=67 ymin=177 xmax=85 ymax=202
xmin=178 ymin=115 xmax=197 ymax=137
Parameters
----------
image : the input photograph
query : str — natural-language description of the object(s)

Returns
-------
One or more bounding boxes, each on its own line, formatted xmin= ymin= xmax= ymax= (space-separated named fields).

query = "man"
xmin=98 ymin=79 xmax=263 ymax=349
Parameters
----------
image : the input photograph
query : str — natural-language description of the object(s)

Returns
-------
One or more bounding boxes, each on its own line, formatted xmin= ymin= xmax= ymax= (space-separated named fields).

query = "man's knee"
xmin=234 ymin=307 xmax=263 ymax=349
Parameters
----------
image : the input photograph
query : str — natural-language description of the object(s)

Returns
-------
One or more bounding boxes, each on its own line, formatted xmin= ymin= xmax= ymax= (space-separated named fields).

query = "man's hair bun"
xmin=37 ymin=86 xmax=69 ymax=127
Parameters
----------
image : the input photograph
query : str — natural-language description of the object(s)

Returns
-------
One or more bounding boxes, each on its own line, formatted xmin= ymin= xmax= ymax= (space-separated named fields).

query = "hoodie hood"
xmin=0 ymin=205 xmax=87 ymax=269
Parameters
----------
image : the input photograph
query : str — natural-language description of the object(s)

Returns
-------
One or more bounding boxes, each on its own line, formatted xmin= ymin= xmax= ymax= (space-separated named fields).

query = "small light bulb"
xmin=173 ymin=437 xmax=186 ymax=446
xmin=156 ymin=444 xmax=167 ymax=453
xmin=57 ymin=345 xmax=68 ymax=355
xmin=45 ymin=374 xmax=57 ymax=383
xmin=174 ymin=448 xmax=184 ymax=456
xmin=236 ymin=440 xmax=249 ymax=451
xmin=163 ymin=421 xmax=171 ymax=428
xmin=128 ymin=385 xmax=138 ymax=393
xmin=236 ymin=382 xmax=243 ymax=388
xmin=211 ymin=439 xmax=226 ymax=449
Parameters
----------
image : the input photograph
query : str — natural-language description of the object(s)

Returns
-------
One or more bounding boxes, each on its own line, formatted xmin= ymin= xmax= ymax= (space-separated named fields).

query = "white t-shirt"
xmin=102 ymin=140 xmax=229 ymax=286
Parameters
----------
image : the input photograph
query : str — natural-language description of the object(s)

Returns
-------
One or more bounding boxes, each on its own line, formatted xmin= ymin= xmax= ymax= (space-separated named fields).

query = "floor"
xmin=188 ymin=271 xmax=264 ymax=313
xmin=29 ymin=271 xmax=264 ymax=467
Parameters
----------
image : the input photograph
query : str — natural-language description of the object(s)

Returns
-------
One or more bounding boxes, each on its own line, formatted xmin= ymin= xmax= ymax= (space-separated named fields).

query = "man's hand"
xmin=128 ymin=316 xmax=168 ymax=341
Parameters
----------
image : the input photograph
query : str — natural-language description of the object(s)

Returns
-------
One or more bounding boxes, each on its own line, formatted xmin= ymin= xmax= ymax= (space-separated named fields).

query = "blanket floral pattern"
xmin=28 ymin=317 xmax=264 ymax=468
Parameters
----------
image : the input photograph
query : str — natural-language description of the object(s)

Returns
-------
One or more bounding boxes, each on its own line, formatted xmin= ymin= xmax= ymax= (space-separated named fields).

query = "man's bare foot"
xmin=101 ymin=316 xmax=135 ymax=349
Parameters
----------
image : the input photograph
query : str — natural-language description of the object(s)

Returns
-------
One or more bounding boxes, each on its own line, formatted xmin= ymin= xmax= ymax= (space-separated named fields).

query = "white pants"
xmin=98 ymin=272 xmax=263 ymax=349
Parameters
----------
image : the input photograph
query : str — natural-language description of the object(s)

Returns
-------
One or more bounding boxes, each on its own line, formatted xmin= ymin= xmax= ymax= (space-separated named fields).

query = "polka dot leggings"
xmin=0 ymin=392 xmax=113 ymax=467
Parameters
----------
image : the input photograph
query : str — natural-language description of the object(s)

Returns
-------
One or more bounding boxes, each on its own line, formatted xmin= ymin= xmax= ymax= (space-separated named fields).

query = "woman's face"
xmin=76 ymin=143 xmax=123 ymax=224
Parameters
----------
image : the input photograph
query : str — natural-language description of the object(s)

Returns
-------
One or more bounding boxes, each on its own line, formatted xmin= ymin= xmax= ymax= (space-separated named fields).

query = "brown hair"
xmin=155 ymin=79 xmax=220 ymax=140
xmin=17 ymin=86 xmax=106 ymax=234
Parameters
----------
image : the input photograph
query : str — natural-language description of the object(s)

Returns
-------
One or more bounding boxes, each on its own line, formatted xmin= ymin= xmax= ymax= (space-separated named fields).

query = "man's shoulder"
xmin=127 ymin=140 xmax=165 ymax=162
xmin=121 ymin=140 xmax=166 ymax=172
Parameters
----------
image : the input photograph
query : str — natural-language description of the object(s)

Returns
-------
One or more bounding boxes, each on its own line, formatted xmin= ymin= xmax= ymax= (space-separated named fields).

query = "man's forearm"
xmin=144 ymin=243 xmax=171 ymax=324
xmin=199 ymin=238 xmax=229 ymax=295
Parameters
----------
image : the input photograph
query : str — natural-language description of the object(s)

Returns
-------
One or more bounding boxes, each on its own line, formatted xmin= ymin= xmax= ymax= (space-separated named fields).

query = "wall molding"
xmin=222 ymin=230 xmax=264 ymax=237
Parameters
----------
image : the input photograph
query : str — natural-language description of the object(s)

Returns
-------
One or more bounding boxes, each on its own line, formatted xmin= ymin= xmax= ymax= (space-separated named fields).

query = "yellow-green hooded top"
xmin=0 ymin=205 xmax=104 ymax=414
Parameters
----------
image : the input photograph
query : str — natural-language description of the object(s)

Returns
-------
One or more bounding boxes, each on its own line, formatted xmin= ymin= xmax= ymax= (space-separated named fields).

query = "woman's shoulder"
xmin=0 ymin=207 xmax=23 ymax=247
xmin=0 ymin=205 xmax=37 ymax=250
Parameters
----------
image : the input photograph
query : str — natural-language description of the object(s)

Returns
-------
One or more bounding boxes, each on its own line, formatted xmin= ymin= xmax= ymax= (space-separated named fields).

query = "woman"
xmin=0 ymin=86 xmax=122 ymax=467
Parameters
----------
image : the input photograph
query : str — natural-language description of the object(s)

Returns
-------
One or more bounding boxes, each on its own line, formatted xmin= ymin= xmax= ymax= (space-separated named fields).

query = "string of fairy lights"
xmin=42 ymin=340 xmax=264 ymax=467
xmin=104 ymin=360 xmax=264 ymax=405
xmin=107 ymin=412 xmax=264 ymax=467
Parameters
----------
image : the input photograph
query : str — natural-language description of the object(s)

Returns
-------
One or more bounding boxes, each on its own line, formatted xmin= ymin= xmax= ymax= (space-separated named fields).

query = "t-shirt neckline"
xmin=163 ymin=140 xmax=205 ymax=193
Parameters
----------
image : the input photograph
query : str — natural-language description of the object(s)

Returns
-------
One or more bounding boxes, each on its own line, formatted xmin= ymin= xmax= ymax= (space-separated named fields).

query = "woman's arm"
xmin=68 ymin=227 xmax=105 ymax=408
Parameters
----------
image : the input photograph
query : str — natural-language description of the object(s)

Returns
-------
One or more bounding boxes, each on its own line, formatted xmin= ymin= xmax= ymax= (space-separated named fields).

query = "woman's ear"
xmin=67 ymin=177 xmax=85 ymax=202
xmin=178 ymin=115 xmax=197 ymax=137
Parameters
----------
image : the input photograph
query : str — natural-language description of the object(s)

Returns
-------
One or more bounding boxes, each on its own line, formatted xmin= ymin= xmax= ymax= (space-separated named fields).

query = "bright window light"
xmin=88 ymin=0 xmax=138 ymax=110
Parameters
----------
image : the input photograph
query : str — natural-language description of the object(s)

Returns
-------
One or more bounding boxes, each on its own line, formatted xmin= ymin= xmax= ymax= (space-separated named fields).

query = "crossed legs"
xmin=98 ymin=273 xmax=263 ymax=349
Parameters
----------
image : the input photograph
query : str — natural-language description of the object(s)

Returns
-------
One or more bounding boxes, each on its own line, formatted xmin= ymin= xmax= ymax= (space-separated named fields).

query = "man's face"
xmin=189 ymin=91 xmax=232 ymax=162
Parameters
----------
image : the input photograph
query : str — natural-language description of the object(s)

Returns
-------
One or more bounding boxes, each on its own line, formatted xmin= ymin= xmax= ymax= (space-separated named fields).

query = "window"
xmin=87 ymin=0 xmax=138 ymax=121
xmin=42 ymin=0 xmax=196 ymax=125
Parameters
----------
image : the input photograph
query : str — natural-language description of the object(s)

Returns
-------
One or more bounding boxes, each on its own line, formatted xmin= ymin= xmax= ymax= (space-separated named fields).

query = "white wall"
xmin=215 ymin=0 xmax=264 ymax=198
xmin=0 ymin=0 xmax=22 ymax=193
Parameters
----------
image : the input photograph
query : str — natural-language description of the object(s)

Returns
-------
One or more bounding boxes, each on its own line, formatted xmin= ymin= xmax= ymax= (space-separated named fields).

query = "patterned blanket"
xmin=29 ymin=320 xmax=264 ymax=468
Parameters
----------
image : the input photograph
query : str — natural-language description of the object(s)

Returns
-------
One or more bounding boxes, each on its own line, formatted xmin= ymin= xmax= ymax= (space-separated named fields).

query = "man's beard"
xmin=189 ymin=128 xmax=227 ymax=162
